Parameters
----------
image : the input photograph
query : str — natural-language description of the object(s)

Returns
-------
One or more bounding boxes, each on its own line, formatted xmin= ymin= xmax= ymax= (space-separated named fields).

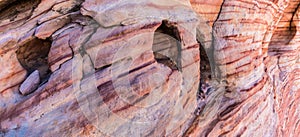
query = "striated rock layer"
xmin=0 ymin=0 xmax=299 ymax=136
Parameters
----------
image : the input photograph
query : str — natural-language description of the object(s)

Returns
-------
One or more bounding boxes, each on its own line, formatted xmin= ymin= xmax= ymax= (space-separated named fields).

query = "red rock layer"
xmin=0 ymin=0 xmax=299 ymax=136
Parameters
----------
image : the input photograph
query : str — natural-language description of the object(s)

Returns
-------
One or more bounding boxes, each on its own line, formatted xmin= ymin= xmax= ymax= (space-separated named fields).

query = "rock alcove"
xmin=16 ymin=37 xmax=52 ymax=94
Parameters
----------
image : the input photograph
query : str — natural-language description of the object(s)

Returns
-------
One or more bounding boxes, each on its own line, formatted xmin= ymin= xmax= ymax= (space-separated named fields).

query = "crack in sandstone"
xmin=290 ymin=2 xmax=300 ymax=31
xmin=211 ymin=0 xmax=226 ymax=80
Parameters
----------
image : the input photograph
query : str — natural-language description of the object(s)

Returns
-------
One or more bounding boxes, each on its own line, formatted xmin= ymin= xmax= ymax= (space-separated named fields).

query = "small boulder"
xmin=19 ymin=70 xmax=40 ymax=95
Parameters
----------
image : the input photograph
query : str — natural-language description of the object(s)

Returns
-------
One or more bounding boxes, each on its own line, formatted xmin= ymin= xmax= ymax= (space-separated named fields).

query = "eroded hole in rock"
xmin=152 ymin=20 xmax=181 ymax=71
xmin=16 ymin=38 xmax=52 ymax=84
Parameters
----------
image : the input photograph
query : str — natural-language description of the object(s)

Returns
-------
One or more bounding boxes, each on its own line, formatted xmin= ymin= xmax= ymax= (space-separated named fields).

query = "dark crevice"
xmin=16 ymin=37 xmax=52 ymax=85
xmin=0 ymin=0 xmax=40 ymax=21
xmin=152 ymin=20 xmax=182 ymax=71
xmin=290 ymin=3 xmax=300 ymax=31
xmin=212 ymin=0 xmax=225 ymax=28
xmin=195 ymin=42 xmax=213 ymax=111
xmin=185 ymin=1 xmax=227 ymax=135
xmin=200 ymin=43 xmax=212 ymax=81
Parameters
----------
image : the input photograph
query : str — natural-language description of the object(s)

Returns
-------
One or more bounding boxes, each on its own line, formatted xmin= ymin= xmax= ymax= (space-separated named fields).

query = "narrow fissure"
xmin=195 ymin=43 xmax=213 ymax=114
xmin=200 ymin=44 xmax=212 ymax=82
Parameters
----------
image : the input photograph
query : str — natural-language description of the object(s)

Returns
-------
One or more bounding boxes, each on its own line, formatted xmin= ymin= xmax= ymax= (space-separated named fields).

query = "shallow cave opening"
xmin=152 ymin=20 xmax=181 ymax=71
xmin=16 ymin=38 xmax=52 ymax=84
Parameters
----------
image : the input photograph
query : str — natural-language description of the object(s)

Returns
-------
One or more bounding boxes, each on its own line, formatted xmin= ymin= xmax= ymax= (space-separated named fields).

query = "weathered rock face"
xmin=0 ymin=0 xmax=299 ymax=137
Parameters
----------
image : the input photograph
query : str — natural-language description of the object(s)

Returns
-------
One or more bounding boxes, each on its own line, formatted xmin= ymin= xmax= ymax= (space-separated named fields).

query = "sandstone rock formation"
xmin=0 ymin=0 xmax=299 ymax=136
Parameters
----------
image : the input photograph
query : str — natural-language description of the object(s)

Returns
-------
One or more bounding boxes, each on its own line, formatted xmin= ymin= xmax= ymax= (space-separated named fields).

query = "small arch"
xmin=152 ymin=20 xmax=182 ymax=71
